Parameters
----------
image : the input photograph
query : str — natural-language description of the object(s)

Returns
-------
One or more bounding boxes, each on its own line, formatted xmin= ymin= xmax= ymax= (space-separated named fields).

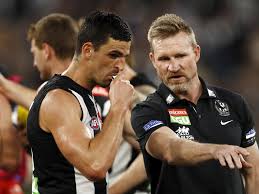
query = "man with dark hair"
xmin=27 ymin=10 xmax=133 ymax=194
xmin=131 ymin=13 xmax=259 ymax=194
xmin=76 ymin=11 xmax=131 ymax=55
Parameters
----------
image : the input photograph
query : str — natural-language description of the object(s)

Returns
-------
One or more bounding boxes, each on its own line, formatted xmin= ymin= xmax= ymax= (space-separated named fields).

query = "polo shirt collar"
xmin=157 ymin=77 xmax=217 ymax=105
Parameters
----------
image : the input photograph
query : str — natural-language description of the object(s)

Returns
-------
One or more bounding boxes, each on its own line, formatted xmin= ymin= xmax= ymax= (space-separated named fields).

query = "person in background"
xmin=131 ymin=13 xmax=259 ymax=194
xmin=0 ymin=13 xmax=78 ymax=110
xmin=0 ymin=67 xmax=32 ymax=194
xmin=0 ymin=93 xmax=23 ymax=194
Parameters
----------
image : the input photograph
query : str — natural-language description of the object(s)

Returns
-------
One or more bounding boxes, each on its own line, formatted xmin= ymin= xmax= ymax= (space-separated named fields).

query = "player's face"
xmin=90 ymin=38 xmax=131 ymax=87
xmin=30 ymin=39 xmax=51 ymax=80
xmin=150 ymin=32 xmax=200 ymax=94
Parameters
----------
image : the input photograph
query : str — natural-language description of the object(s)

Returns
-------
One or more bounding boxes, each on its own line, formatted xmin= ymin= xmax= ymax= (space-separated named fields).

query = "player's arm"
xmin=146 ymin=126 xmax=252 ymax=168
xmin=0 ymin=94 xmax=21 ymax=172
xmin=123 ymin=84 xmax=156 ymax=149
xmin=123 ymin=110 xmax=140 ymax=150
xmin=241 ymin=142 xmax=259 ymax=194
xmin=109 ymin=154 xmax=147 ymax=194
xmin=41 ymin=80 xmax=133 ymax=181
xmin=0 ymin=74 xmax=36 ymax=109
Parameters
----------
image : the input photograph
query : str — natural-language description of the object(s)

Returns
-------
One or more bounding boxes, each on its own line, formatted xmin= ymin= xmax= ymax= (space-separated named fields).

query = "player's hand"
xmin=213 ymin=144 xmax=252 ymax=169
xmin=109 ymin=73 xmax=134 ymax=109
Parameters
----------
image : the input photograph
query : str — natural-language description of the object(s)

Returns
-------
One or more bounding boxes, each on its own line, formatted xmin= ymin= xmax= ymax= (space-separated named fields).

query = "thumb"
xmin=239 ymin=154 xmax=253 ymax=168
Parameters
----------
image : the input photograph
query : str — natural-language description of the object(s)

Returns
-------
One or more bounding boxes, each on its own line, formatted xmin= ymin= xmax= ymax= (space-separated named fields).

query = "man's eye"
xmin=175 ymin=54 xmax=186 ymax=58
xmin=109 ymin=53 xmax=120 ymax=59
xmin=158 ymin=56 xmax=170 ymax=61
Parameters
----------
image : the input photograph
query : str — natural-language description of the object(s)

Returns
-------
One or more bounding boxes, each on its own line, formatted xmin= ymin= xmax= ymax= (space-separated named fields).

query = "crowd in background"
xmin=0 ymin=0 xmax=258 ymax=138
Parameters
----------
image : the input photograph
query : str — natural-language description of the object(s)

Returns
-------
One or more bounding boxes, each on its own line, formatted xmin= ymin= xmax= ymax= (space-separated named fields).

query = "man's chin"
xmin=168 ymin=83 xmax=188 ymax=94
xmin=97 ymin=80 xmax=111 ymax=88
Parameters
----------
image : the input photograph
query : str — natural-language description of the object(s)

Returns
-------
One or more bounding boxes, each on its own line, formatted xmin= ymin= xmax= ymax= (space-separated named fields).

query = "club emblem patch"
xmin=214 ymin=100 xmax=230 ymax=116
xmin=175 ymin=126 xmax=194 ymax=140
xmin=90 ymin=116 xmax=100 ymax=130
xmin=168 ymin=109 xmax=191 ymax=125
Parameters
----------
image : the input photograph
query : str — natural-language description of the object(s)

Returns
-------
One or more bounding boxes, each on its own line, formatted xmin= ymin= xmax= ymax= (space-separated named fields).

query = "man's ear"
xmin=149 ymin=52 xmax=157 ymax=70
xmin=42 ymin=43 xmax=52 ymax=60
xmin=81 ymin=42 xmax=94 ymax=59
xmin=194 ymin=45 xmax=201 ymax=63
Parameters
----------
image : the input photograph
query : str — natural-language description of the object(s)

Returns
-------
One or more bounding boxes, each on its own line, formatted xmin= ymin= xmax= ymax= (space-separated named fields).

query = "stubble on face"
xmin=166 ymin=75 xmax=193 ymax=95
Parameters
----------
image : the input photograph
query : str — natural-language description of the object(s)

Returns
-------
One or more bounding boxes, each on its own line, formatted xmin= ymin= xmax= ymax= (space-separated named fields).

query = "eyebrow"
xmin=109 ymin=50 xmax=123 ymax=55
xmin=109 ymin=50 xmax=129 ymax=57
xmin=157 ymin=55 xmax=170 ymax=60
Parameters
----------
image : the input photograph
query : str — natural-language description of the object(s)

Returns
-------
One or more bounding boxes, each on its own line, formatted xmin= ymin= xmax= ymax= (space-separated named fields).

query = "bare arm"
xmin=241 ymin=142 xmax=259 ymax=194
xmin=40 ymin=78 xmax=134 ymax=181
xmin=0 ymin=94 xmax=21 ymax=172
xmin=146 ymin=126 xmax=252 ymax=168
xmin=123 ymin=84 xmax=156 ymax=149
xmin=0 ymin=74 xmax=36 ymax=109
xmin=109 ymin=154 xmax=147 ymax=194
xmin=123 ymin=110 xmax=140 ymax=150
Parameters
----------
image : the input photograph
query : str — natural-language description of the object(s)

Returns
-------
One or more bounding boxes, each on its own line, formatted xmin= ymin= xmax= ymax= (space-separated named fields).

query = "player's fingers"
xmin=218 ymin=155 xmax=226 ymax=167
xmin=224 ymin=154 xmax=235 ymax=169
xmin=230 ymin=152 xmax=242 ymax=169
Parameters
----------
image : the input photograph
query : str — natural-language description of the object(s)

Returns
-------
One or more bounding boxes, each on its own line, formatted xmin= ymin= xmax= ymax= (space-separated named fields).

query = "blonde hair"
xmin=148 ymin=14 xmax=197 ymax=50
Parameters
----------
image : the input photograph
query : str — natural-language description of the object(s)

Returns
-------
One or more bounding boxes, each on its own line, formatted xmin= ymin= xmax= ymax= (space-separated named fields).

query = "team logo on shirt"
xmin=168 ymin=109 xmax=191 ymax=125
xmin=214 ymin=100 xmax=230 ymax=116
xmin=175 ymin=126 xmax=194 ymax=140
xmin=90 ymin=116 xmax=100 ymax=130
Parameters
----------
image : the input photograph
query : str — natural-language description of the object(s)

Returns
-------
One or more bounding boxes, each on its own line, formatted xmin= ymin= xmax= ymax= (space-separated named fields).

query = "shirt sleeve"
xmin=239 ymin=97 xmax=256 ymax=147
xmin=131 ymin=102 xmax=166 ymax=150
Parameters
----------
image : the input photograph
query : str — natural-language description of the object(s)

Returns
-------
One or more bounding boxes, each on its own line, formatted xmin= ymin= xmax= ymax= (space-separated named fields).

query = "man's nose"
xmin=168 ymin=60 xmax=180 ymax=72
xmin=115 ymin=57 xmax=126 ymax=71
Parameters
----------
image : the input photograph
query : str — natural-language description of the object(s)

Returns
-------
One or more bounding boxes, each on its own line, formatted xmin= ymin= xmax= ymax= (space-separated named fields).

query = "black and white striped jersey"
xmin=27 ymin=74 xmax=107 ymax=194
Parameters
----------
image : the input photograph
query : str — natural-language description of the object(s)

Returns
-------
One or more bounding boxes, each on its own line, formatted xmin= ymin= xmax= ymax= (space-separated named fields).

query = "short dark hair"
xmin=75 ymin=10 xmax=132 ymax=55
xmin=27 ymin=13 xmax=78 ymax=60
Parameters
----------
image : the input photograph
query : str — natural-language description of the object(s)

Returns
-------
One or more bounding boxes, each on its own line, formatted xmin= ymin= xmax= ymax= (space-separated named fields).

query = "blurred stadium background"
xmin=0 ymin=0 xmax=258 ymax=139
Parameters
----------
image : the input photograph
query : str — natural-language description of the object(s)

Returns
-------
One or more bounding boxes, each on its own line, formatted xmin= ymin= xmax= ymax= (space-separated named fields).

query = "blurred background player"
xmin=0 ymin=67 xmax=31 ymax=194
xmin=0 ymin=13 xmax=78 ymax=109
